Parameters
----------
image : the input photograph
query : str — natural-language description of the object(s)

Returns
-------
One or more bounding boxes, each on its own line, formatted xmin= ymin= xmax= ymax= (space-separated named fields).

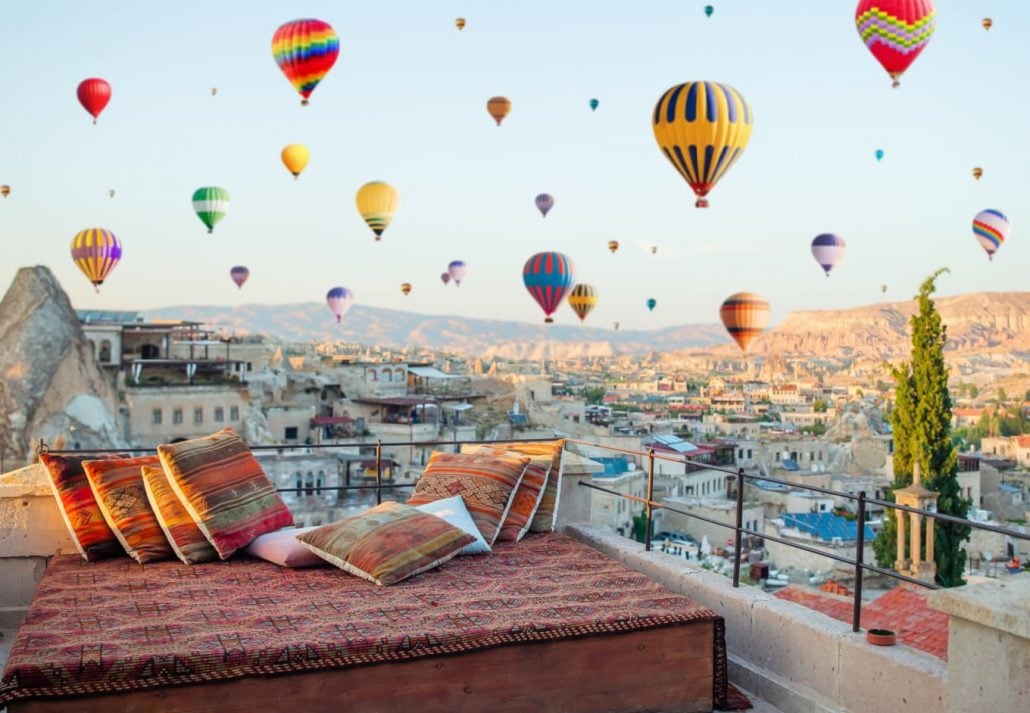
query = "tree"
xmin=997 ymin=387 xmax=1008 ymax=403
xmin=813 ymin=399 xmax=828 ymax=413
xmin=872 ymin=269 xmax=970 ymax=587
xmin=631 ymin=511 xmax=648 ymax=543
xmin=579 ymin=386 xmax=606 ymax=405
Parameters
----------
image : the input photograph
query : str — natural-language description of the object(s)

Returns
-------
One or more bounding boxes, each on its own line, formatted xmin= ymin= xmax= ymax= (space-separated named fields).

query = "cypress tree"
xmin=872 ymin=269 xmax=970 ymax=586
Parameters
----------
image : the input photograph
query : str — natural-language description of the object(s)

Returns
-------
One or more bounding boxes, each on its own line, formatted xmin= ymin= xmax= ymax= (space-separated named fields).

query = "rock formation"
xmin=0 ymin=266 xmax=122 ymax=461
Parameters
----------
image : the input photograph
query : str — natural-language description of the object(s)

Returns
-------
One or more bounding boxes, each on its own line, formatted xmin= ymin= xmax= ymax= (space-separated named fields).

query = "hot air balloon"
xmin=855 ymin=0 xmax=936 ymax=88
xmin=487 ymin=96 xmax=511 ymax=126
xmin=651 ymin=245 xmax=658 ymax=255
xmin=972 ymin=167 xmax=983 ymax=180
xmin=326 ymin=286 xmax=354 ymax=323
xmin=281 ymin=144 xmax=310 ymax=179
xmin=108 ymin=189 xmax=115 ymax=198
xmin=77 ymin=78 xmax=111 ymax=125
xmin=192 ymin=187 xmax=230 ymax=233
xmin=272 ymin=19 xmax=340 ymax=105
xmin=705 ymin=5 xmax=714 ymax=17
xmin=589 ymin=98 xmax=599 ymax=112
xmin=652 ymin=81 xmax=753 ymax=208
xmin=440 ymin=272 xmax=452 ymax=286
xmin=568 ymin=284 xmax=598 ymax=322
xmin=811 ymin=234 xmax=846 ymax=276
xmin=455 ymin=17 xmax=466 ymax=31
xmin=1 ymin=185 xmax=9 ymax=198
xmin=211 ymin=87 xmax=218 ymax=96
xmin=973 ymin=209 xmax=1010 ymax=261
xmin=71 ymin=228 xmax=122 ymax=292
xmin=646 ymin=298 xmax=657 ymax=312
xmin=720 ymin=292 xmax=770 ymax=352
xmin=613 ymin=321 xmax=620 ymax=331
xmin=608 ymin=240 xmax=619 ymax=254
xmin=230 ymin=266 xmax=250 ymax=289
xmin=881 ymin=284 xmax=887 ymax=294
xmin=523 ymin=252 xmax=575 ymax=323
xmin=401 ymin=282 xmax=412 ymax=296
xmin=535 ymin=193 xmax=554 ymax=217
xmin=448 ymin=260 xmax=469 ymax=286
xmin=875 ymin=149 xmax=884 ymax=162
xmin=355 ymin=181 xmax=398 ymax=240
xmin=982 ymin=18 xmax=992 ymax=30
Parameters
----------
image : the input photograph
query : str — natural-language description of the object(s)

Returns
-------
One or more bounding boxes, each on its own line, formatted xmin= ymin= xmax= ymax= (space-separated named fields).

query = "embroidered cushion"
xmin=156 ymin=428 xmax=293 ymax=559
xmin=462 ymin=439 xmax=565 ymax=532
xmin=414 ymin=495 xmax=491 ymax=554
xmin=460 ymin=445 xmax=549 ymax=542
xmin=82 ymin=456 xmax=173 ymax=564
xmin=296 ymin=501 xmax=474 ymax=586
xmin=407 ymin=451 xmax=528 ymax=545
xmin=40 ymin=453 xmax=124 ymax=561
xmin=243 ymin=526 xmax=323 ymax=568
xmin=140 ymin=464 xmax=219 ymax=564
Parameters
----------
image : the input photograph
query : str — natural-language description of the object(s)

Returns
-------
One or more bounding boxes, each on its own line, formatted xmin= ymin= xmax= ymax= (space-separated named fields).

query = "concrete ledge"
xmin=566 ymin=523 xmax=949 ymax=713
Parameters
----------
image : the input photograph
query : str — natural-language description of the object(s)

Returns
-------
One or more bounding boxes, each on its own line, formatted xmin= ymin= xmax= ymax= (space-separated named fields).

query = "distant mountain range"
xmin=144 ymin=291 xmax=1030 ymax=360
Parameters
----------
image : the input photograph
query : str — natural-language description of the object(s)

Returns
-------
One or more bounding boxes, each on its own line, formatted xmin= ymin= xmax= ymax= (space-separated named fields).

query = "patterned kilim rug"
xmin=1 ymin=533 xmax=731 ymax=708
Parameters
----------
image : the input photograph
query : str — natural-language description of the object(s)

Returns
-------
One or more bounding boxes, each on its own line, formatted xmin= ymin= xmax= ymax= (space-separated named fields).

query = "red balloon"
xmin=77 ymin=78 xmax=111 ymax=124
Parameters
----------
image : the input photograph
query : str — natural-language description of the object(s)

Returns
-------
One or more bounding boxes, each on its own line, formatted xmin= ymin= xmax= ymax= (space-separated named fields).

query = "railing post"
xmin=375 ymin=438 xmax=383 ymax=505
xmin=853 ymin=491 xmax=867 ymax=632
xmin=645 ymin=448 xmax=655 ymax=551
xmin=732 ymin=468 xmax=745 ymax=588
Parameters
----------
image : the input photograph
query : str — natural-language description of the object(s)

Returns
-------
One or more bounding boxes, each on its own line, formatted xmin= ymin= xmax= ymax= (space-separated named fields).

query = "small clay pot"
xmin=866 ymin=628 xmax=896 ymax=646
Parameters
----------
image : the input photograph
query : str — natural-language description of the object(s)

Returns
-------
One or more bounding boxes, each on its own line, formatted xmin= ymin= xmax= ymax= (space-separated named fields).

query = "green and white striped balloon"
xmin=192 ymin=186 xmax=230 ymax=233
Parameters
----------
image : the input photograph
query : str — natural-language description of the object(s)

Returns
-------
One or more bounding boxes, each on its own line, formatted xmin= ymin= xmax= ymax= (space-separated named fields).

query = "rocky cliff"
xmin=0 ymin=266 xmax=121 ymax=461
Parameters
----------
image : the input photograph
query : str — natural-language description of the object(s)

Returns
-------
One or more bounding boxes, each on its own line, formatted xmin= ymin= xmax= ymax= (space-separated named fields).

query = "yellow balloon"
xmin=355 ymin=181 xmax=399 ymax=240
xmin=455 ymin=17 xmax=466 ymax=31
xmin=401 ymin=282 xmax=412 ymax=296
xmin=607 ymin=240 xmax=619 ymax=254
xmin=487 ymin=96 xmax=511 ymax=126
xmin=652 ymin=81 xmax=753 ymax=208
xmin=281 ymin=144 xmax=310 ymax=179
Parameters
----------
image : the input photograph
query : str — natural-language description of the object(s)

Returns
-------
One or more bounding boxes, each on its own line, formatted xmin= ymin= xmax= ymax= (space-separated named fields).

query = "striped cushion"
xmin=40 ymin=454 xmax=124 ymax=561
xmin=82 ymin=456 xmax=173 ymax=564
xmin=461 ymin=445 xmax=550 ymax=542
xmin=141 ymin=464 xmax=219 ymax=565
xmin=462 ymin=440 xmax=565 ymax=532
xmin=296 ymin=501 xmax=474 ymax=586
xmin=157 ymin=428 xmax=293 ymax=559
xmin=407 ymin=451 xmax=528 ymax=545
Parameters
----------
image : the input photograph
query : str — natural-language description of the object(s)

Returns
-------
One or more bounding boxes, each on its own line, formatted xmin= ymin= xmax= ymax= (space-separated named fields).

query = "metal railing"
xmin=563 ymin=437 xmax=1029 ymax=634
xmin=36 ymin=435 xmax=1029 ymax=634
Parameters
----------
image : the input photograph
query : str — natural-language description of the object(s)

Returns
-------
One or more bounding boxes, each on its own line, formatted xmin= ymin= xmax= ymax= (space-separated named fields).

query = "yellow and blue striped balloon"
xmin=652 ymin=81 xmax=753 ymax=208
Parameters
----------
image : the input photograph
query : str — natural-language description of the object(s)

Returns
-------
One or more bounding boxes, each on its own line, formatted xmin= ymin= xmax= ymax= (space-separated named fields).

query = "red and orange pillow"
xmin=460 ymin=445 xmax=550 ymax=542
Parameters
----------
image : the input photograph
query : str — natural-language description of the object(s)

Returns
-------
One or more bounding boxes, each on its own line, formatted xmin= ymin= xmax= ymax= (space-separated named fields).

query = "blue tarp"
xmin=782 ymin=512 xmax=875 ymax=542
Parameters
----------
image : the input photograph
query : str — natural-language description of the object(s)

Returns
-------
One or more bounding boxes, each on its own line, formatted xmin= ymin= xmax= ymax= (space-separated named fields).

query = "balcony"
xmin=1 ymin=439 xmax=1028 ymax=712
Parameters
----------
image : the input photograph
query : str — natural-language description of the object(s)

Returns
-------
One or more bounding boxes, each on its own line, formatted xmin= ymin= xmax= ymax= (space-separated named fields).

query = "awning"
xmin=408 ymin=366 xmax=459 ymax=379
xmin=311 ymin=416 xmax=355 ymax=425
xmin=352 ymin=397 xmax=438 ymax=407
xmin=443 ymin=402 xmax=474 ymax=411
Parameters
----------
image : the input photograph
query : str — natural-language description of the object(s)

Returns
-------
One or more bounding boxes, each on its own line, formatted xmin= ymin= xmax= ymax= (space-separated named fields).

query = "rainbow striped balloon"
xmin=272 ymin=19 xmax=340 ymax=105
xmin=972 ymin=209 xmax=1010 ymax=261
xmin=71 ymin=228 xmax=122 ymax=292
xmin=720 ymin=292 xmax=770 ymax=352
xmin=523 ymin=252 xmax=575 ymax=323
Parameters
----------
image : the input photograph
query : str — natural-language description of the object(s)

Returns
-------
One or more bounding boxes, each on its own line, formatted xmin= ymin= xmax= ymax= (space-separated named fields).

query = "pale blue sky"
xmin=1 ymin=1 xmax=1026 ymax=330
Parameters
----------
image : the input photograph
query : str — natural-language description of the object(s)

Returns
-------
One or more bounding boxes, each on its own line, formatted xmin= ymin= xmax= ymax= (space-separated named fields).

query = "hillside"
xmin=143 ymin=291 xmax=1030 ymax=360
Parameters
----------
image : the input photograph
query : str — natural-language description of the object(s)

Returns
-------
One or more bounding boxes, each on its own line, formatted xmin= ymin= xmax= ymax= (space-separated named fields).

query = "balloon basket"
xmin=695 ymin=198 xmax=709 ymax=208
xmin=545 ymin=317 xmax=554 ymax=324
xmin=301 ymin=99 xmax=309 ymax=106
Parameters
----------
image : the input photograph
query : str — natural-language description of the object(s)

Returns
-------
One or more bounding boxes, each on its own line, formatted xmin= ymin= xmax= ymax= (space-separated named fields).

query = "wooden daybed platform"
xmin=0 ymin=533 xmax=731 ymax=712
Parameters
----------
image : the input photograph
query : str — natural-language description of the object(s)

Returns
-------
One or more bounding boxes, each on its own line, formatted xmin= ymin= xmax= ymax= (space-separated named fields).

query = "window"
xmin=193 ymin=407 xmax=203 ymax=424
xmin=367 ymin=369 xmax=378 ymax=381
xmin=173 ymin=408 xmax=183 ymax=424
xmin=317 ymin=470 xmax=325 ymax=493
xmin=818 ymin=451 xmax=823 ymax=461
xmin=819 ymin=503 xmax=827 ymax=512
xmin=747 ymin=449 xmax=752 ymax=459
xmin=382 ymin=370 xmax=392 ymax=383
xmin=152 ymin=408 xmax=162 ymax=425
xmin=294 ymin=472 xmax=302 ymax=491
xmin=304 ymin=472 xmax=314 ymax=496
xmin=99 ymin=340 xmax=112 ymax=363
xmin=214 ymin=406 xmax=224 ymax=423
xmin=230 ymin=406 xmax=239 ymax=421
xmin=285 ymin=426 xmax=299 ymax=440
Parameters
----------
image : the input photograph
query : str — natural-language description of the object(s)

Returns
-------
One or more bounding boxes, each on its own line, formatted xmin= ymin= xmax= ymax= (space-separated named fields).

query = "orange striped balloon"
xmin=719 ymin=292 xmax=770 ymax=352
xmin=71 ymin=228 xmax=122 ymax=292
xmin=487 ymin=96 xmax=511 ymax=126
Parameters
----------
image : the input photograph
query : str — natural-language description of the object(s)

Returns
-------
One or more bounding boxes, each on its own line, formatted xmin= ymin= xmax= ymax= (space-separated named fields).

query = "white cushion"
xmin=243 ymin=526 xmax=323 ymax=567
xmin=415 ymin=495 xmax=491 ymax=555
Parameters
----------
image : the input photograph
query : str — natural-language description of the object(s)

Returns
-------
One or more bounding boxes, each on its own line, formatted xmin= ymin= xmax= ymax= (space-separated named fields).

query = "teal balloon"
xmin=646 ymin=298 xmax=657 ymax=312
xmin=875 ymin=149 xmax=884 ymax=162
xmin=705 ymin=5 xmax=714 ymax=17
xmin=589 ymin=98 xmax=599 ymax=112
